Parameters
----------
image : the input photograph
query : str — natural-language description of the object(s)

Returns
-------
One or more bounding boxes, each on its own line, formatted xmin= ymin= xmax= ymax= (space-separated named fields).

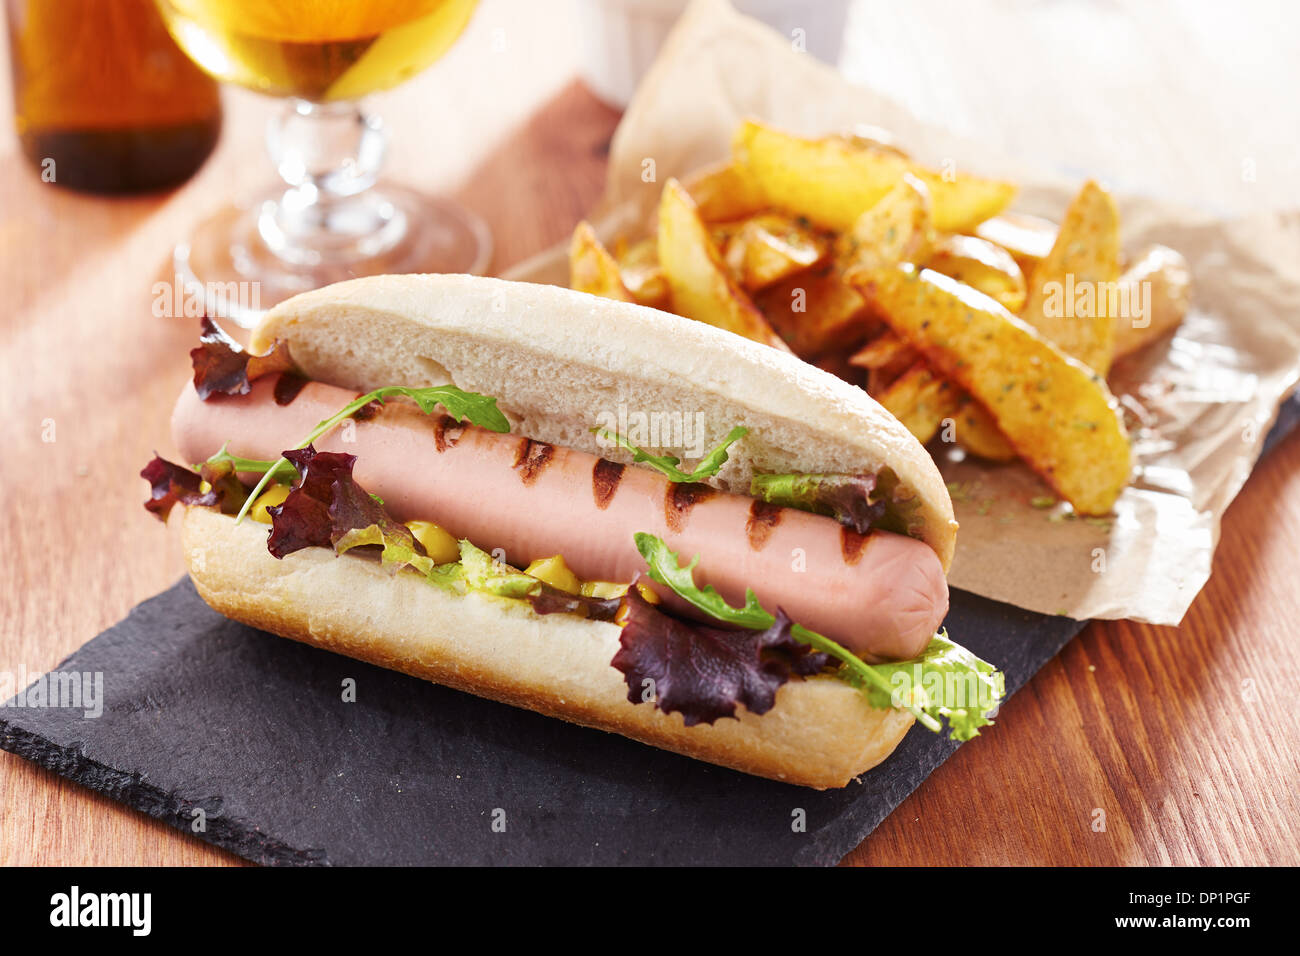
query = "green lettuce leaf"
xmin=459 ymin=540 xmax=544 ymax=598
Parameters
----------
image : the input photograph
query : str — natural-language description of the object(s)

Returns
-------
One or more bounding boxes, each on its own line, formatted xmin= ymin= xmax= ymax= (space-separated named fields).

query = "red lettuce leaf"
xmin=191 ymin=316 xmax=295 ymax=400
xmin=527 ymin=587 xmax=622 ymax=622
xmin=749 ymin=472 xmax=885 ymax=534
xmin=266 ymin=445 xmax=420 ymax=564
xmin=141 ymin=455 xmax=220 ymax=520
xmin=612 ymin=586 xmax=830 ymax=725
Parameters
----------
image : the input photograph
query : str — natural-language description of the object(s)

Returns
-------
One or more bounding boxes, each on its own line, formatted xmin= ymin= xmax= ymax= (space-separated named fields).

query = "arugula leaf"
xmin=631 ymin=533 xmax=1002 ymax=738
xmin=634 ymin=532 xmax=771 ymax=628
xmin=237 ymin=383 xmax=510 ymax=522
xmin=592 ymin=426 xmax=748 ymax=483
xmin=204 ymin=442 xmax=296 ymax=484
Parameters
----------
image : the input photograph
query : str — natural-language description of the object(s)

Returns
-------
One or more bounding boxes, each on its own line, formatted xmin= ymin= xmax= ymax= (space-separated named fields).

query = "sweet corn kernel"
xmin=525 ymin=554 xmax=582 ymax=594
xmin=405 ymin=520 xmax=460 ymax=564
xmin=249 ymin=483 xmax=292 ymax=524
xmin=635 ymin=582 xmax=661 ymax=605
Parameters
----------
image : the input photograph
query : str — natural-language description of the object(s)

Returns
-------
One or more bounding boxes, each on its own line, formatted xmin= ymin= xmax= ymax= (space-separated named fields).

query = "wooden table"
xmin=2 ymin=0 xmax=1298 ymax=866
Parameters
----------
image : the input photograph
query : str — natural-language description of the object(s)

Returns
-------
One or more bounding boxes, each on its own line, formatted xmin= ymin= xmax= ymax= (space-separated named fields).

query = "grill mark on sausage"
xmin=513 ymin=437 xmax=555 ymax=484
xmin=841 ymin=526 xmax=874 ymax=565
xmin=746 ymin=500 xmax=784 ymax=551
xmin=272 ymin=372 xmax=310 ymax=406
xmin=351 ymin=400 xmax=382 ymax=422
xmin=592 ymin=459 xmax=625 ymax=510
xmin=433 ymin=415 xmax=465 ymax=452
xmin=665 ymin=482 xmax=717 ymax=533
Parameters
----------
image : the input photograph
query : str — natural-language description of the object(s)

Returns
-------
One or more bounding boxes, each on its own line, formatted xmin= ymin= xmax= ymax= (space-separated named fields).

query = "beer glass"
xmin=155 ymin=0 xmax=489 ymax=324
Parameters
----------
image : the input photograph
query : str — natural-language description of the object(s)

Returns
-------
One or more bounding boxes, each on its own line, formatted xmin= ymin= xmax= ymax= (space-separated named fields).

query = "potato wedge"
xmin=755 ymin=264 xmax=873 ymax=357
xmin=721 ymin=212 xmax=829 ymax=291
xmin=849 ymin=328 xmax=915 ymax=370
xmin=569 ymin=221 xmax=635 ymax=303
xmin=953 ymin=396 xmax=1017 ymax=462
xmin=874 ymin=361 xmax=963 ymax=445
xmin=615 ymin=237 xmax=671 ymax=310
xmin=848 ymin=329 xmax=918 ymax=391
xmin=834 ymin=124 xmax=909 ymax=158
xmin=835 ymin=173 xmax=935 ymax=273
xmin=928 ymin=234 xmax=1027 ymax=314
xmin=732 ymin=119 xmax=1016 ymax=233
xmin=1021 ymin=180 xmax=1122 ymax=375
xmin=657 ymin=178 xmax=791 ymax=351
xmin=1111 ymin=244 xmax=1192 ymax=360
xmin=680 ymin=159 xmax=768 ymax=223
xmin=973 ymin=212 xmax=1057 ymax=275
xmin=851 ymin=266 xmax=1131 ymax=514
xmin=852 ymin=329 xmax=1015 ymax=458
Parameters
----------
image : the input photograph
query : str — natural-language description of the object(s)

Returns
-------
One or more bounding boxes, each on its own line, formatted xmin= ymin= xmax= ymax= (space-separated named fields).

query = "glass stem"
xmin=259 ymin=99 xmax=405 ymax=267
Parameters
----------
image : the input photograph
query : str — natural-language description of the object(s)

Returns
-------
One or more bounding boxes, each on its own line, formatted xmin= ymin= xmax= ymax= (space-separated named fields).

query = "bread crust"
xmin=249 ymin=274 xmax=957 ymax=568
xmin=182 ymin=508 xmax=915 ymax=789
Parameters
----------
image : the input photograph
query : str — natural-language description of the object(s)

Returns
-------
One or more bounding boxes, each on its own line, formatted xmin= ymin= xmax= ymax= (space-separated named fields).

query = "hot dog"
xmin=172 ymin=375 xmax=947 ymax=661
xmin=145 ymin=274 xmax=1001 ymax=789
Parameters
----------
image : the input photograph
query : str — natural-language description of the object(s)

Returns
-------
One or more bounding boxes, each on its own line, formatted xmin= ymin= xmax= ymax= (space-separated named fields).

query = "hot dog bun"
xmin=183 ymin=507 xmax=915 ymax=789
xmin=181 ymin=274 xmax=957 ymax=788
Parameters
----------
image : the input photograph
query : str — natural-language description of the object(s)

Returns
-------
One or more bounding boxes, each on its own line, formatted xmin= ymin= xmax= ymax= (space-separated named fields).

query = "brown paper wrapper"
xmin=506 ymin=0 xmax=1300 ymax=625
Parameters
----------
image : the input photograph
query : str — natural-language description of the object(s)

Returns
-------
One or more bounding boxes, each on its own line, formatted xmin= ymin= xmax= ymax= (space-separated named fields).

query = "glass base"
xmin=175 ymin=182 xmax=492 ymax=327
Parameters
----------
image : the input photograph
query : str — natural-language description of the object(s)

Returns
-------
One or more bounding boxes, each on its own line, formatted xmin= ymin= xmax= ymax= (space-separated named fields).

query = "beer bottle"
xmin=6 ymin=0 xmax=222 ymax=193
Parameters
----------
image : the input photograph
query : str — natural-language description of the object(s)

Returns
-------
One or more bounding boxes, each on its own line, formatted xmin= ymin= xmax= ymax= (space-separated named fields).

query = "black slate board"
xmin=3 ymin=394 xmax=1297 ymax=866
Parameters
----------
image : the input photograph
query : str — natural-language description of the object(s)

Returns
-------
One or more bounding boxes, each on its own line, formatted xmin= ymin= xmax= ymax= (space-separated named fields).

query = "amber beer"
xmin=6 ymin=0 xmax=222 ymax=193
xmin=155 ymin=0 xmax=479 ymax=102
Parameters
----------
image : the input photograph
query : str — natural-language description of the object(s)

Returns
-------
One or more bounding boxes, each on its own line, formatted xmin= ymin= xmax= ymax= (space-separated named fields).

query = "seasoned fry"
xmin=953 ymin=397 xmax=1017 ymax=462
xmin=927 ymin=234 xmax=1027 ymax=314
xmin=834 ymin=124 xmax=909 ymax=157
xmin=834 ymin=173 xmax=935 ymax=273
xmin=849 ymin=329 xmax=914 ymax=370
xmin=851 ymin=266 xmax=1131 ymax=514
xmin=569 ymin=221 xmax=635 ymax=303
xmin=1111 ymin=244 xmax=1192 ymax=360
xmin=848 ymin=329 xmax=918 ymax=391
xmin=680 ymin=160 xmax=768 ymax=223
xmin=657 ymin=178 xmax=791 ymax=351
xmin=732 ymin=119 xmax=1016 ymax=233
xmin=756 ymin=265 xmax=873 ymax=357
xmin=616 ymin=237 xmax=671 ymax=310
xmin=853 ymin=330 xmax=1014 ymax=458
xmin=721 ymin=212 xmax=829 ymax=291
xmin=1021 ymin=180 xmax=1121 ymax=375
xmin=874 ymin=361 xmax=963 ymax=445
xmin=973 ymin=212 xmax=1058 ymax=274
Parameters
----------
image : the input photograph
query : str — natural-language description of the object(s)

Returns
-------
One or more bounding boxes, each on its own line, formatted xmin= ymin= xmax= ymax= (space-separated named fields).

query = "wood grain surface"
xmin=2 ymin=0 xmax=1298 ymax=866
